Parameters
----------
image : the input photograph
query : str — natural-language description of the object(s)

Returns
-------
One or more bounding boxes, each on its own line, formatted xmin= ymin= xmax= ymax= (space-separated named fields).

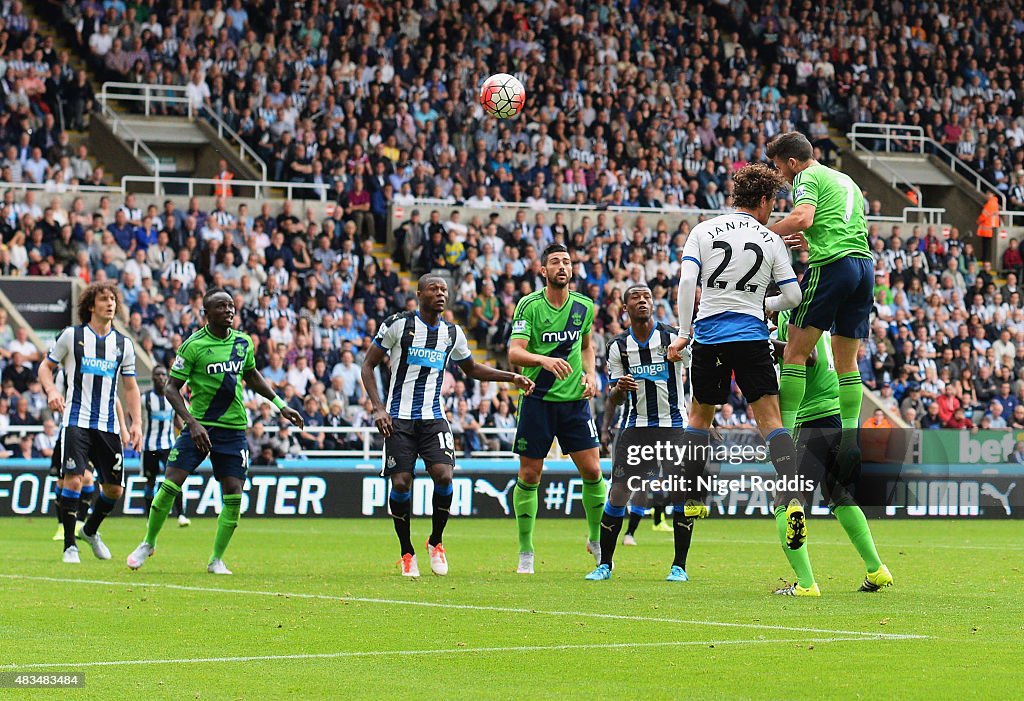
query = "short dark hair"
xmin=417 ymin=273 xmax=447 ymax=291
xmin=765 ymin=131 xmax=814 ymax=162
xmin=541 ymin=243 xmax=570 ymax=264
xmin=203 ymin=287 xmax=231 ymax=308
xmin=77 ymin=281 xmax=120 ymax=324
xmin=733 ymin=163 xmax=787 ymax=210
xmin=624 ymin=284 xmax=651 ymax=303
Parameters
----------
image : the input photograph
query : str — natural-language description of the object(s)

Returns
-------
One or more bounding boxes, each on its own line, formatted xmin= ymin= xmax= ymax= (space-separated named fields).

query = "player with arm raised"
xmin=667 ymin=163 xmax=818 ymax=595
xmin=772 ymin=309 xmax=893 ymax=595
xmin=767 ymin=132 xmax=874 ymax=470
xmin=127 ymin=289 xmax=304 ymax=575
xmin=585 ymin=284 xmax=702 ymax=582
xmin=362 ymin=274 xmax=534 ymax=577
xmin=38 ymin=281 xmax=143 ymax=564
xmin=509 ymin=243 xmax=604 ymax=575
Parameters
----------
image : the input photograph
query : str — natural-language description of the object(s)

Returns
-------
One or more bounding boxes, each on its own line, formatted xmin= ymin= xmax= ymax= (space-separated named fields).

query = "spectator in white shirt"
xmin=185 ymin=70 xmax=211 ymax=111
xmin=7 ymin=327 xmax=38 ymax=367
xmin=286 ymin=355 xmax=316 ymax=396
xmin=269 ymin=315 xmax=294 ymax=347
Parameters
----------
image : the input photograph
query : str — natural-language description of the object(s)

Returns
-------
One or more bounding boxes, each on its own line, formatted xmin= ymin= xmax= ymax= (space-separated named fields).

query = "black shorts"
xmin=382 ymin=418 xmax=455 ymax=476
xmin=611 ymin=427 xmax=687 ymax=485
xmin=691 ymin=339 xmax=778 ymax=405
xmin=513 ymin=396 xmax=600 ymax=459
xmin=796 ymin=413 xmax=847 ymax=505
xmin=142 ymin=450 xmax=171 ymax=480
xmin=61 ymin=426 xmax=123 ymax=486
xmin=49 ymin=432 xmax=62 ymax=478
xmin=792 ymin=256 xmax=874 ymax=339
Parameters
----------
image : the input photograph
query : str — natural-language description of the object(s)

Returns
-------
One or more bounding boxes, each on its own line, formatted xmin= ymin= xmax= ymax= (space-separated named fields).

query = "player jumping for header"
xmin=767 ymin=132 xmax=874 ymax=474
xmin=772 ymin=308 xmax=894 ymax=594
xmin=668 ymin=164 xmax=816 ymax=594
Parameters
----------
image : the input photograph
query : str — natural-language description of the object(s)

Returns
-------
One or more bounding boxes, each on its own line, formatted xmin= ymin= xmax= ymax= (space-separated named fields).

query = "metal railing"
xmin=97 ymin=100 xmax=160 ymax=174
xmin=847 ymin=122 xmax=1007 ymax=209
xmin=121 ymin=174 xmax=329 ymax=201
xmin=0 ymin=181 xmax=121 ymax=195
xmin=98 ymin=82 xmax=268 ymax=181
xmin=5 ymin=424 xmax=517 ymax=460
xmin=868 ymin=206 xmax=946 ymax=226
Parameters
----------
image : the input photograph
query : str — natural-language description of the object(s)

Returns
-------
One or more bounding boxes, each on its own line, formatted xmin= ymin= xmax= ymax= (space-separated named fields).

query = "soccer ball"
xmin=479 ymin=73 xmax=526 ymax=119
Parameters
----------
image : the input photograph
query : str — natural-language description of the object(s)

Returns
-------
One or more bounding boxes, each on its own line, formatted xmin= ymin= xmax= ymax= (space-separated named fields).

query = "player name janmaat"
xmin=626 ymin=474 xmax=816 ymax=497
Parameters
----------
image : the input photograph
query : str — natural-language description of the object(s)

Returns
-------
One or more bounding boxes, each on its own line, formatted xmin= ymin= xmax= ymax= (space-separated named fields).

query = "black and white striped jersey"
xmin=47 ymin=325 xmax=137 ymax=434
xmin=142 ymin=389 xmax=175 ymax=451
xmin=373 ymin=311 xmax=471 ymax=420
xmin=606 ymin=322 xmax=690 ymax=429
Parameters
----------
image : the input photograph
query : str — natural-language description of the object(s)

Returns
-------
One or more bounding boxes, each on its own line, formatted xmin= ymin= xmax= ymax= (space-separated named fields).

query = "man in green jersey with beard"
xmin=509 ymin=244 xmax=605 ymax=574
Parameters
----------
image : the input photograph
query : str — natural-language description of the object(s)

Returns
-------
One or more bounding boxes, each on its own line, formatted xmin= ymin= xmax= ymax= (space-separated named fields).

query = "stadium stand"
xmin=0 ymin=0 xmax=1021 ymax=459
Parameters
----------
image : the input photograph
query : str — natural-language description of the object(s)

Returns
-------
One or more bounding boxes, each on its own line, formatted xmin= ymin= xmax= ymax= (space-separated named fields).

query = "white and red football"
xmin=479 ymin=73 xmax=526 ymax=119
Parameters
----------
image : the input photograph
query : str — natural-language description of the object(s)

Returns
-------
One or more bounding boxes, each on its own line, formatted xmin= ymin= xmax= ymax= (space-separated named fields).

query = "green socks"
xmin=513 ymin=480 xmax=538 ymax=553
xmin=833 ymin=505 xmax=883 ymax=572
xmin=144 ymin=480 xmax=181 ymax=547
xmin=513 ymin=477 xmax=607 ymax=551
xmin=581 ymin=477 xmax=608 ymax=542
xmin=779 ymin=364 xmax=807 ymax=433
xmin=211 ymin=494 xmax=242 ymax=562
xmin=838 ymin=372 xmax=863 ymax=432
xmin=774 ymin=506 xmax=815 ymax=588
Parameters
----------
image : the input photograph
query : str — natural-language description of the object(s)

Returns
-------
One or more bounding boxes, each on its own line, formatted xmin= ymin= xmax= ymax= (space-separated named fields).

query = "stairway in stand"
xmin=371 ymin=241 xmax=520 ymax=404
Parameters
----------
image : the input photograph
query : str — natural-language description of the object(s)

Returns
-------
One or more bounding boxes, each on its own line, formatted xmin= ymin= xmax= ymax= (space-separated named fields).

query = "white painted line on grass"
xmin=0 ymin=636 xmax=910 ymax=670
xmin=238 ymin=525 xmax=1024 ymax=552
xmin=0 ymin=574 xmax=928 ymax=640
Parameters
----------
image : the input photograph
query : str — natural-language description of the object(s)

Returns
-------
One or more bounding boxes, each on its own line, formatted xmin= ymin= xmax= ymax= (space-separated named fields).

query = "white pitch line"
xmin=0 ymin=574 xmax=927 ymax=640
xmin=239 ymin=526 xmax=1024 ymax=552
xmin=0 ymin=636 xmax=904 ymax=670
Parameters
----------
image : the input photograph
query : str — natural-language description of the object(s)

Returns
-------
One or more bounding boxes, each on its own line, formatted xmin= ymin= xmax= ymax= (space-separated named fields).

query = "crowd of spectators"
xmin=0 ymin=1 xmax=100 ymax=189
xmin=1 ymin=0 xmax=1022 ymax=457
xmin=45 ymin=0 xmax=1024 ymax=212
xmin=862 ymin=221 xmax=1024 ymax=433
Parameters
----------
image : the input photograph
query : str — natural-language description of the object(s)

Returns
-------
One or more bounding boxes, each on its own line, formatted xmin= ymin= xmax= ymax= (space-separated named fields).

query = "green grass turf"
xmin=0 ymin=516 xmax=1019 ymax=699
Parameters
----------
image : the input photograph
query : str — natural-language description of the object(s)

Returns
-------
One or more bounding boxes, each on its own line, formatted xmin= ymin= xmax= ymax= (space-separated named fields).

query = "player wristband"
xmin=272 ymin=396 xmax=286 ymax=410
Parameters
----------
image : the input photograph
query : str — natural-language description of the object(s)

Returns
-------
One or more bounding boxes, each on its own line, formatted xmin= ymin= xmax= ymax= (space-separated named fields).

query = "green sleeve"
xmin=776 ymin=309 xmax=790 ymax=342
xmin=792 ymin=170 xmax=819 ymax=208
xmin=511 ymin=295 xmax=533 ymax=339
xmin=170 ymin=340 xmax=194 ymax=380
xmin=582 ymin=300 xmax=594 ymax=335
xmin=244 ymin=336 xmax=256 ymax=372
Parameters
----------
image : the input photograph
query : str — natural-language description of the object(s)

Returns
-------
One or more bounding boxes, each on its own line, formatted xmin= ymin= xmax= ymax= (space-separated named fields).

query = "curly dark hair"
xmin=77 ymin=281 xmax=121 ymax=324
xmin=732 ymin=163 xmax=787 ymax=210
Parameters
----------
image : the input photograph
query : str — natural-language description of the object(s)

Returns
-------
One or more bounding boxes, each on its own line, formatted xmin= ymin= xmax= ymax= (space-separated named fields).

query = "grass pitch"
xmin=0 ymin=516 xmax=1018 ymax=699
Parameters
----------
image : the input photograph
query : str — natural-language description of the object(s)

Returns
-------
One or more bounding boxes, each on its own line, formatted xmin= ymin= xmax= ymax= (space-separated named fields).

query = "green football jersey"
xmin=170 ymin=327 xmax=256 ymax=430
xmin=511 ymin=289 xmax=594 ymax=402
xmin=777 ymin=310 xmax=840 ymax=423
xmin=791 ymin=164 xmax=871 ymax=267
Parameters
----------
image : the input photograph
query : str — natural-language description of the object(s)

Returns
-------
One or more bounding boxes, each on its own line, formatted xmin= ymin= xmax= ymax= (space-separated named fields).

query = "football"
xmin=479 ymin=73 xmax=526 ymax=119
